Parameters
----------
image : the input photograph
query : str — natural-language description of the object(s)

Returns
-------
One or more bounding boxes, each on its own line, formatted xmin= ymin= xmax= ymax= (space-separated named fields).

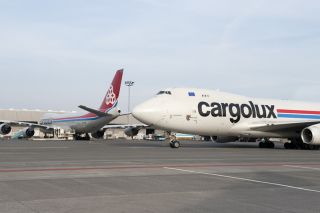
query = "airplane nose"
xmin=132 ymin=100 xmax=165 ymax=125
xmin=132 ymin=105 xmax=145 ymax=122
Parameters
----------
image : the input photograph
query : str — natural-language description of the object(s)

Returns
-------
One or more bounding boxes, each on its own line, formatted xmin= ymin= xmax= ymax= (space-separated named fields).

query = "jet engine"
xmin=91 ymin=130 xmax=105 ymax=139
xmin=13 ymin=127 xmax=35 ymax=139
xmin=124 ymin=127 xmax=139 ymax=137
xmin=301 ymin=124 xmax=320 ymax=145
xmin=24 ymin=127 xmax=35 ymax=138
xmin=212 ymin=136 xmax=239 ymax=143
xmin=0 ymin=124 xmax=11 ymax=135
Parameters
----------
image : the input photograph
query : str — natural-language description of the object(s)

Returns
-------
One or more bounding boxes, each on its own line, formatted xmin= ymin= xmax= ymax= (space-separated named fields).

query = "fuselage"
xmin=132 ymin=88 xmax=320 ymax=138
xmin=40 ymin=112 xmax=118 ymax=134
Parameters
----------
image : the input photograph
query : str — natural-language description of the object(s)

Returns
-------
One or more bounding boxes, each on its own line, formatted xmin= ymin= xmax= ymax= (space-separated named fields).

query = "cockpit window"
xmin=157 ymin=91 xmax=164 ymax=95
xmin=157 ymin=91 xmax=172 ymax=95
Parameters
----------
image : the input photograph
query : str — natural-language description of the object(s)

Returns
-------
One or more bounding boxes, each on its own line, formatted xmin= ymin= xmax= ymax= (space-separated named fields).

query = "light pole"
xmin=125 ymin=81 xmax=134 ymax=124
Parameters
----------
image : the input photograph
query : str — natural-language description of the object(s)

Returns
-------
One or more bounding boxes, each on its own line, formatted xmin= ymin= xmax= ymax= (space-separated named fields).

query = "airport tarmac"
xmin=0 ymin=140 xmax=319 ymax=213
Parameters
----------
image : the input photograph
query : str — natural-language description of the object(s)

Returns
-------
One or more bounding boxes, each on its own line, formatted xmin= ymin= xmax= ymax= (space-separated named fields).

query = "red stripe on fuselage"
xmin=277 ymin=109 xmax=320 ymax=115
xmin=53 ymin=113 xmax=97 ymax=121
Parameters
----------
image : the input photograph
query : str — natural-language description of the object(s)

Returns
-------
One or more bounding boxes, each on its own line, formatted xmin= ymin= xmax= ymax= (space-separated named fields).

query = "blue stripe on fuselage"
xmin=278 ymin=113 xmax=320 ymax=120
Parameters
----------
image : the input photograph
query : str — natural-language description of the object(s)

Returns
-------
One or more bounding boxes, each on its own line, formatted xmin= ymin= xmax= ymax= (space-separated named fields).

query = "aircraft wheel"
xmin=259 ymin=142 xmax=265 ymax=148
xmin=301 ymin=143 xmax=310 ymax=150
xmin=173 ymin=141 xmax=181 ymax=148
xmin=170 ymin=141 xmax=180 ymax=149
xmin=299 ymin=144 xmax=320 ymax=150
xmin=284 ymin=142 xmax=290 ymax=149
xmin=170 ymin=142 xmax=174 ymax=148
xmin=74 ymin=134 xmax=81 ymax=140
xmin=268 ymin=142 xmax=275 ymax=149
xmin=292 ymin=144 xmax=297 ymax=149
xmin=259 ymin=142 xmax=274 ymax=149
xmin=292 ymin=143 xmax=298 ymax=149
xmin=310 ymin=145 xmax=320 ymax=150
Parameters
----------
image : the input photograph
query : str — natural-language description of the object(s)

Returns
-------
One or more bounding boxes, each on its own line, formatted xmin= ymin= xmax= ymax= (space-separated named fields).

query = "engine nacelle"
xmin=25 ymin=128 xmax=35 ymax=138
xmin=13 ymin=127 xmax=35 ymax=139
xmin=91 ymin=130 xmax=105 ymax=139
xmin=124 ymin=127 xmax=139 ymax=137
xmin=212 ymin=136 xmax=239 ymax=143
xmin=0 ymin=124 xmax=12 ymax=135
xmin=301 ymin=124 xmax=320 ymax=145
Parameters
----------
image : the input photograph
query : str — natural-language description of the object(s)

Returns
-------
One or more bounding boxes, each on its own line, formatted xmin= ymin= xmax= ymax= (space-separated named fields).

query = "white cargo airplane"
xmin=132 ymin=88 xmax=320 ymax=150
xmin=0 ymin=69 xmax=124 ymax=140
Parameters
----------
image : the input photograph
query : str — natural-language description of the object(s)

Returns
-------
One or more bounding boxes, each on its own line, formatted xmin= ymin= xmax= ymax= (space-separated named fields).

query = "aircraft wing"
xmin=250 ymin=121 xmax=320 ymax=132
xmin=0 ymin=120 xmax=54 ymax=130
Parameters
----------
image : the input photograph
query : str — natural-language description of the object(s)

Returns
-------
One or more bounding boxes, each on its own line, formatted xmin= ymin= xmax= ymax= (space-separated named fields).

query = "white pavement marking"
xmin=163 ymin=167 xmax=320 ymax=193
xmin=284 ymin=165 xmax=320 ymax=171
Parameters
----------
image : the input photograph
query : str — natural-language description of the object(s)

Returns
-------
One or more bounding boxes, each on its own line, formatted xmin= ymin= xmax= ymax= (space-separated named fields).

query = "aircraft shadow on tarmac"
xmin=104 ymin=140 xmax=285 ymax=149
xmin=0 ymin=139 xmax=288 ymax=150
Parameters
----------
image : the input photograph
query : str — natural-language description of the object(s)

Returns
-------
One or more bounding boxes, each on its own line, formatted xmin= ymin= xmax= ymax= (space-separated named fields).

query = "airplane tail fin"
xmin=99 ymin=69 xmax=124 ymax=113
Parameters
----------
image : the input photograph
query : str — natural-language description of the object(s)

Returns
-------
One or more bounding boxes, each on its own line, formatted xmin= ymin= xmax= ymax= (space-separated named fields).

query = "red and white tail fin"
xmin=99 ymin=69 xmax=123 ymax=113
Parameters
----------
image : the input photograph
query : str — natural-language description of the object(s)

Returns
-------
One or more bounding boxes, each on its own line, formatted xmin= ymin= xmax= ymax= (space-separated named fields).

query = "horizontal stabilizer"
xmin=78 ymin=105 xmax=110 ymax=117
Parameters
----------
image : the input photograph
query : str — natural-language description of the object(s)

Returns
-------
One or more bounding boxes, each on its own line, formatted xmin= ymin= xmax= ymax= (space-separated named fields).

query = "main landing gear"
xmin=259 ymin=139 xmax=275 ymax=149
xmin=74 ymin=133 xmax=91 ymax=141
xmin=170 ymin=140 xmax=181 ymax=148
xmin=284 ymin=138 xmax=320 ymax=150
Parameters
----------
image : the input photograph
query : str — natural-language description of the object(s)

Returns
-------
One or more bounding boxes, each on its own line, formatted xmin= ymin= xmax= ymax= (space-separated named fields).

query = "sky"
xmin=1 ymin=0 xmax=320 ymax=112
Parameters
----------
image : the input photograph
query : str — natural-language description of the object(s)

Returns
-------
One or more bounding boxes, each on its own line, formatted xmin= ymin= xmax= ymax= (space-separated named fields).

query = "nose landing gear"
xmin=170 ymin=140 xmax=181 ymax=148
xmin=168 ymin=133 xmax=181 ymax=148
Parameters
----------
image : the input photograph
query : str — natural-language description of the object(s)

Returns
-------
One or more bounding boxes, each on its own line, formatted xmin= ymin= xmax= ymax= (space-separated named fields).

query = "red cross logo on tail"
xmin=106 ymin=86 xmax=116 ymax=105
